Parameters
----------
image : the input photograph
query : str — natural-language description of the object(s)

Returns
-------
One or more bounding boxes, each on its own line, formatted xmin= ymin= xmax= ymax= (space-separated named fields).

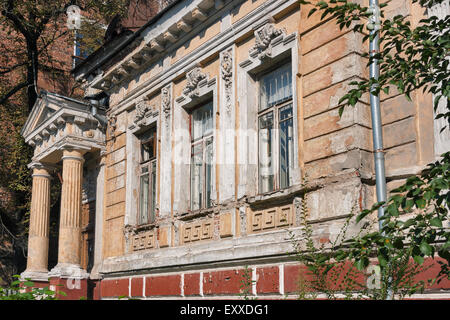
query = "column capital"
xmin=28 ymin=161 xmax=56 ymax=171
xmin=61 ymin=149 xmax=85 ymax=163
xmin=28 ymin=162 xmax=56 ymax=179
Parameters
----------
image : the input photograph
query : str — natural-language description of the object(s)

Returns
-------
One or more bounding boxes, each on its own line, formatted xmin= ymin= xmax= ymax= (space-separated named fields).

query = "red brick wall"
xmin=145 ymin=274 xmax=181 ymax=296
xmin=94 ymin=258 xmax=450 ymax=300
xmin=22 ymin=258 xmax=449 ymax=300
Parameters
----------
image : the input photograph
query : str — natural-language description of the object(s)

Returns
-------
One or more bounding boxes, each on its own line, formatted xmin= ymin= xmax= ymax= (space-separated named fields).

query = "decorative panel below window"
xmin=181 ymin=219 xmax=214 ymax=244
xmin=133 ymin=230 xmax=156 ymax=251
xmin=247 ymin=204 xmax=294 ymax=234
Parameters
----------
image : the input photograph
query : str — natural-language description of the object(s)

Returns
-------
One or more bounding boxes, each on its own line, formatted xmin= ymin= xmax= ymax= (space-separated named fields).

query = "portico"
xmin=20 ymin=91 xmax=105 ymax=288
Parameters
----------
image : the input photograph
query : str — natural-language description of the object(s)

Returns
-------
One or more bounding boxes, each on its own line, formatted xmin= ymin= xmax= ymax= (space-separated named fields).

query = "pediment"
xmin=30 ymin=102 xmax=59 ymax=134
xmin=21 ymin=95 xmax=51 ymax=139
xmin=21 ymin=91 xmax=93 ymax=140
xmin=21 ymin=91 xmax=106 ymax=164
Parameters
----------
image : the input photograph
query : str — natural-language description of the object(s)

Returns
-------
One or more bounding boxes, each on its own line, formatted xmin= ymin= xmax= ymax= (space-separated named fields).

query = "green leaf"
xmin=307 ymin=8 xmax=317 ymax=18
xmin=338 ymin=106 xmax=345 ymax=117
xmin=403 ymin=219 xmax=415 ymax=228
xmin=415 ymin=198 xmax=426 ymax=209
xmin=414 ymin=254 xmax=424 ymax=265
xmin=393 ymin=238 xmax=404 ymax=249
xmin=438 ymin=248 xmax=450 ymax=263
xmin=355 ymin=257 xmax=369 ymax=271
xmin=429 ymin=217 xmax=443 ymax=228
xmin=317 ymin=1 xmax=328 ymax=9
xmin=356 ymin=209 xmax=372 ymax=223
xmin=387 ymin=204 xmax=399 ymax=217
xmin=419 ymin=241 xmax=433 ymax=256
xmin=378 ymin=253 xmax=388 ymax=267
xmin=403 ymin=199 xmax=414 ymax=211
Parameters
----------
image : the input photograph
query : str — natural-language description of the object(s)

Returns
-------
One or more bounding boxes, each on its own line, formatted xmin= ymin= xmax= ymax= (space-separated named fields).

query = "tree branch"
xmin=1 ymin=0 xmax=32 ymax=43
xmin=0 ymin=62 xmax=27 ymax=75
xmin=0 ymin=81 xmax=31 ymax=106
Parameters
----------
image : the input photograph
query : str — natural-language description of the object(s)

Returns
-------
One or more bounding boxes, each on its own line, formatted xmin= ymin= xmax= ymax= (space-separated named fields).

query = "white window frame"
xmin=174 ymin=70 xmax=217 ymax=215
xmin=137 ymin=128 xmax=158 ymax=225
xmin=189 ymin=101 xmax=214 ymax=210
xmin=237 ymin=23 xmax=299 ymax=198
xmin=125 ymin=102 xmax=159 ymax=230
xmin=257 ymin=63 xmax=294 ymax=193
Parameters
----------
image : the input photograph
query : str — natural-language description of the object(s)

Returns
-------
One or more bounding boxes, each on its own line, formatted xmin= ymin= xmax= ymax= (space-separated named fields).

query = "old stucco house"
xmin=19 ymin=0 xmax=449 ymax=299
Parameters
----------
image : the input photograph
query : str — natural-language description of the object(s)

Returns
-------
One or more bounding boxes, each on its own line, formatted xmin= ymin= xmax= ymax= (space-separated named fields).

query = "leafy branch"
xmin=299 ymin=0 xmax=450 ymax=126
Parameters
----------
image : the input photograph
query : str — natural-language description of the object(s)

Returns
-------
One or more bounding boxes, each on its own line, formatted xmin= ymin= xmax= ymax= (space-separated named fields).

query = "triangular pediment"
xmin=21 ymin=95 xmax=51 ymax=139
xmin=21 ymin=91 xmax=91 ymax=140
xmin=31 ymin=103 xmax=59 ymax=132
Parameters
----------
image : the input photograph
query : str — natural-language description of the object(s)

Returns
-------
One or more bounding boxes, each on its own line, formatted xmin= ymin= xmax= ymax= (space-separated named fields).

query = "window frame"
xmin=189 ymin=101 xmax=214 ymax=211
xmin=257 ymin=61 xmax=294 ymax=194
xmin=137 ymin=127 xmax=158 ymax=226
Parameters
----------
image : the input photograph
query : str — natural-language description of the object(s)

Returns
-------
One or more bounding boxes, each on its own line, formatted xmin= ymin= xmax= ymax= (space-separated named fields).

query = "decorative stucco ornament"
xmin=108 ymin=114 xmax=117 ymax=138
xmin=161 ymin=86 xmax=171 ymax=118
xmin=134 ymin=99 xmax=152 ymax=124
xmin=183 ymin=67 xmax=207 ymax=98
xmin=251 ymin=23 xmax=284 ymax=59
xmin=221 ymin=50 xmax=233 ymax=114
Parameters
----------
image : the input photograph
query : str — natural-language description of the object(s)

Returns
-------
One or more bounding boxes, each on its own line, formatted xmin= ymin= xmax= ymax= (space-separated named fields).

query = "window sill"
xmin=177 ymin=206 xmax=216 ymax=221
xmin=134 ymin=222 xmax=158 ymax=232
xmin=248 ymin=183 xmax=305 ymax=208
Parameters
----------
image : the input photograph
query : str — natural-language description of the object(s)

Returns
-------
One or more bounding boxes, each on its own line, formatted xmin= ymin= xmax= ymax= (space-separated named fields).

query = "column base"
xmin=48 ymin=263 xmax=89 ymax=279
xmin=20 ymin=270 xmax=49 ymax=282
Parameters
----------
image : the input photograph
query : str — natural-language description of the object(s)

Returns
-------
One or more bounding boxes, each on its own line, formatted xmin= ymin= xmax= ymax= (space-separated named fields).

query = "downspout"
xmin=85 ymin=93 xmax=108 ymax=128
xmin=367 ymin=0 xmax=392 ymax=300
xmin=90 ymin=103 xmax=108 ymax=128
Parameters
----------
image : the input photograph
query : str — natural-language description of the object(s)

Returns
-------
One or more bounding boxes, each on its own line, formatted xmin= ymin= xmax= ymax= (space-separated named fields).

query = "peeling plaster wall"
xmin=90 ymin=0 xmax=442 ymax=296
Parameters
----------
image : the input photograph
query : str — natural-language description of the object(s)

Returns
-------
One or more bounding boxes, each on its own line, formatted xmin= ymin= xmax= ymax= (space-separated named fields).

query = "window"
xmin=73 ymin=27 xmax=102 ymax=67
xmin=138 ymin=128 xmax=157 ymax=225
xmin=258 ymin=62 xmax=294 ymax=193
xmin=190 ymin=102 xmax=214 ymax=211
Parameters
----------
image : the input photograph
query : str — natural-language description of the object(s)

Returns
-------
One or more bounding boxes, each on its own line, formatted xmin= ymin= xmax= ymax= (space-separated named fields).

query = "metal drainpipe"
xmin=368 ymin=0 xmax=392 ymax=300
xmin=368 ymin=0 xmax=386 ymax=232
xmin=90 ymin=104 xmax=108 ymax=128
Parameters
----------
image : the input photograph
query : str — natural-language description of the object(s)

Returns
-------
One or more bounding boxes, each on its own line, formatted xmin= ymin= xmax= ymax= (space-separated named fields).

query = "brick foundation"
xmin=95 ymin=258 xmax=450 ymax=300
xmin=145 ymin=274 xmax=181 ymax=296
xmin=49 ymin=277 xmax=88 ymax=300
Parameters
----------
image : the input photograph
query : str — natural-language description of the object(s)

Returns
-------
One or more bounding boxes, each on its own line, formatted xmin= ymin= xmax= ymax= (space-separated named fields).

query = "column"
xmin=50 ymin=149 xmax=88 ymax=277
xmin=21 ymin=164 xmax=52 ymax=281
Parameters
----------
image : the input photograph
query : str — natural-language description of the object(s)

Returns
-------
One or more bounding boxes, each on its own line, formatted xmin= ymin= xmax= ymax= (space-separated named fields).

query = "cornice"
xmin=91 ymin=0 xmax=225 ymax=92
xmin=107 ymin=0 xmax=296 ymax=116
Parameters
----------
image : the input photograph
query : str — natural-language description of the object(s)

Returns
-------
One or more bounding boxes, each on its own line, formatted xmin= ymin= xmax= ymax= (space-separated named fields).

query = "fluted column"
xmin=50 ymin=149 xmax=88 ymax=278
xmin=21 ymin=164 xmax=52 ymax=281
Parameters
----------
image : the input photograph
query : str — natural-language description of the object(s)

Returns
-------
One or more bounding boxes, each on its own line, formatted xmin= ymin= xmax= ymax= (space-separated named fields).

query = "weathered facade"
xmin=21 ymin=0 xmax=449 ymax=299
